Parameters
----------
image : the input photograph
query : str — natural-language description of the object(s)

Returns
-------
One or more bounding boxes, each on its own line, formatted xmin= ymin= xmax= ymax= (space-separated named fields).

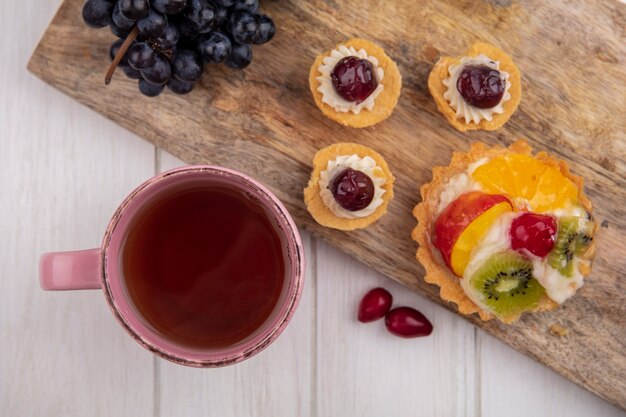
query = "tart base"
xmin=304 ymin=143 xmax=395 ymax=231
xmin=309 ymin=38 xmax=403 ymax=128
xmin=428 ymin=42 xmax=522 ymax=132
xmin=412 ymin=139 xmax=596 ymax=323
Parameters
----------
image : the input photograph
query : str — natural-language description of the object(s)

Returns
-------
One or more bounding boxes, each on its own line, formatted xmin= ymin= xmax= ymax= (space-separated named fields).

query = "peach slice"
xmin=433 ymin=192 xmax=513 ymax=277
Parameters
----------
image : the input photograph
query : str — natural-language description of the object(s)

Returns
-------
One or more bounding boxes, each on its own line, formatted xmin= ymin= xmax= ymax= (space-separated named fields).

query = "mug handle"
xmin=39 ymin=249 xmax=102 ymax=290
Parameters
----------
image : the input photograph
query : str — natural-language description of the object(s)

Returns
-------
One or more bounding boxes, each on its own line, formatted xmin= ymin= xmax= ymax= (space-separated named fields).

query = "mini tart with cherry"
xmin=309 ymin=38 xmax=402 ymax=128
xmin=412 ymin=140 xmax=597 ymax=323
xmin=428 ymin=42 xmax=521 ymax=132
xmin=304 ymin=143 xmax=394 ymax=230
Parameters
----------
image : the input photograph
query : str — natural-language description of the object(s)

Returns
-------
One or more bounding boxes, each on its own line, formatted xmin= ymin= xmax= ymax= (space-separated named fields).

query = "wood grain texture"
xmin=27 ymin=0 xmax=626 ymax=409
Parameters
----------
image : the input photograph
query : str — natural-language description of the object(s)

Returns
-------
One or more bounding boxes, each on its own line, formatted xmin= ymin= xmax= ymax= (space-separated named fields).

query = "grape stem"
xmin=105 ymin=26 xmax=139 ymax=85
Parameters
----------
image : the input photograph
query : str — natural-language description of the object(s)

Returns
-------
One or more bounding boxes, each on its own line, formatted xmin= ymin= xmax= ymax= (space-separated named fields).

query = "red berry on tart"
xmin=510 ymin=213 xmax=557 ymax=258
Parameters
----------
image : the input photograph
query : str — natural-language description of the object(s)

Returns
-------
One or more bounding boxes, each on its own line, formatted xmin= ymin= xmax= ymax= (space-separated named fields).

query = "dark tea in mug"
xmin=121 ymin=185 xmax=285 ymax=349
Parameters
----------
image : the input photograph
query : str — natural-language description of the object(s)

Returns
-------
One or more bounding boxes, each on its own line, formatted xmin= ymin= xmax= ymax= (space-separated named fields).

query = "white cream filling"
xmin=435 ymin=158 xmax=488 ymax=215
xmin=319 ymin=155 xmax=387 ymax=219
xmin=443 ymin=54 xmax=511 ymax=124
xmin=531 ymin=260 xmax=584 ymax=304
xmin=316 ymin=45 xmax=384 ymax=114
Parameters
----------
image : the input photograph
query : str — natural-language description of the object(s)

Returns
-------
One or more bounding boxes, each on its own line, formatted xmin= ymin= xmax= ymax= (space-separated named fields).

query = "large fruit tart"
xmin=412 ymin=140 xmax=597 ymax=323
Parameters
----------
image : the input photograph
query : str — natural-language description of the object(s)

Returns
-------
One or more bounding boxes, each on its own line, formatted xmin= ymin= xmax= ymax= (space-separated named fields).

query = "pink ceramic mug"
xmin=40 ymin=166 xmax=305 ymax=367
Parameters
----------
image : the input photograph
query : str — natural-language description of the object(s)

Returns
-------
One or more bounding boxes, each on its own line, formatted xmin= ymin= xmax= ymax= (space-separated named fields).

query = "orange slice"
xmin=471 ymin=154 xmax=578 ymax=212
xmin=450 ymin=201 xmax=512 ymax=276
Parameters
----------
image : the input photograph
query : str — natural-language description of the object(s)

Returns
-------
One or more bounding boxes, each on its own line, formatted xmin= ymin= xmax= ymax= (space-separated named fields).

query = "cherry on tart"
xmin=433 ymin=191 xmax=513 ymax=277
xmin=331 ymin=57 xmax=378 ymax=104
xmin=329 ymin=167 xmax=375 ymax=211
xmin=358 ymin=288 xmax=393 ymax=323
xmin=510 ymin=213 xmax=557 ymax=258
xmin=456 ymin=65 xmax=505 ymax=109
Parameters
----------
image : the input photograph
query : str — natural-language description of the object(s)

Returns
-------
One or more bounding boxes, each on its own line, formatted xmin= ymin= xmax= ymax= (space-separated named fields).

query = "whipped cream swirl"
xmin=316 ymin=45 xmax=384 ymax=114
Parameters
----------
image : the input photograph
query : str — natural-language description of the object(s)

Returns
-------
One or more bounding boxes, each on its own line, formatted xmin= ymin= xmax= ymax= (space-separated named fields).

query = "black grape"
xmin=82 ymin=0 xmax=113 ymax=28
xmin=123 ymin=66 xmax=143 ymax=79
xmin=137 ymin=9 xmax=168 ymax=38
xmin=253 ymin=15 xmax=275 ymax=45
xmin=139 ymin=79 xmax=165 ymax=96
xmin=168 ymin=78 xmax=195 ymax=94
xmin=224 ymin=41 xmax=252 ymax=69
xmin=140 ymin=55 xmax=172 ymax=85
xmin=231 ymin=0 xmax=258 ymax=13
xmin=197 ymin=32 xmax=231 ymax=63
xmin=119 ymin=0 xmax=149 ymax=20
xmin=152 ymin=0 xmax=188 ymax=15
xmin=171 ymin=49 xmax=203 ymax=82
xmin=128 ymin=42 xmax=158 ymax=69
xmin=184 ymin=0 xmax=216 ymax=33
xmin=112 ymin=3 xmax=135 ymax=29
xmin=155 ymin=24 xmax=180 ymax=50
xmin=228 ymin=11 xmax=259 ymax=44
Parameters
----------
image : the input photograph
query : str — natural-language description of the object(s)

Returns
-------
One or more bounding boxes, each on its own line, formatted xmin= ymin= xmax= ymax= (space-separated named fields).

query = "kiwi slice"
xmin=548 ymin=216 xmax=594 ymax=277
xmin=468 ymin=251 xmax=545 ymax=319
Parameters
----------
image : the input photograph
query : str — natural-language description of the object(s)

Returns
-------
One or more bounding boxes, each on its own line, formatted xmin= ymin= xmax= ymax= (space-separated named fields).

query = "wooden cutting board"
xmin=28 ymin=0 xmax=626 ymax=409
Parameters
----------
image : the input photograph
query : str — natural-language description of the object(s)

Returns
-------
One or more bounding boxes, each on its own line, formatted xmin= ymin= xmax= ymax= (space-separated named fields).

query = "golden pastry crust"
xmin=304 ymin=143 xmax=394 ymax=230
xmin=309 ymin=38 xmax=402 ymax=128
xmin=411 ymin=139 xmax=596 ymax=323
xmin=428 ymin=42 xmax=522 ymax=132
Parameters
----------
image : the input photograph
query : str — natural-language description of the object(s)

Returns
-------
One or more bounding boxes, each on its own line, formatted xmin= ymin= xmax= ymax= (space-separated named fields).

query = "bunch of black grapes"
xmin=82 ymin=0 xmax=276 ymax=97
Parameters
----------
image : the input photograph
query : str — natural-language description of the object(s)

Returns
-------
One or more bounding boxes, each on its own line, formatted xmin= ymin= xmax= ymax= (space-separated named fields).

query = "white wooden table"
xmin=1 ymin=1 xmax=624 ymax=416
